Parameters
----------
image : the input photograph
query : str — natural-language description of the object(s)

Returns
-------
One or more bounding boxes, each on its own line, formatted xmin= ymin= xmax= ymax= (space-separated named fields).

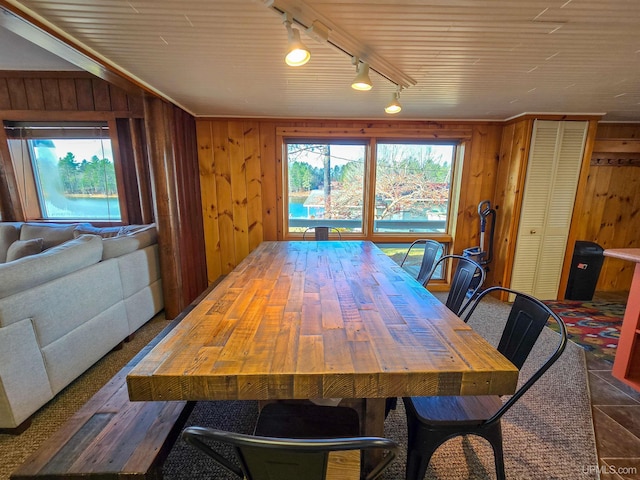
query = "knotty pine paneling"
xmin=196 ymin=118 xmax=503 ymax=285
xmin=487 ymin=118 xmax=533 ymax=291
xmin=574 ymin=123 xmax=640 ymax=293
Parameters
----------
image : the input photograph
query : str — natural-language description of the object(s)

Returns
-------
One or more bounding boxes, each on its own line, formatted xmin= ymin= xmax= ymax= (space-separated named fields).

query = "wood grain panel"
xmin=109 ymin=84 xmax=129 ymax=112
xmin=0 ymin=79 xmax=10 ymax=110
xmin=451 ymin=124 xmax=502 ymax=257
xmin=489 ymin=118 xmax=533 ymax=296
xmin=196 ymin=121 xmax=222 ymax=284
xmin=213 ymin=121 xmax=236 ymax=274
xmin=244 ymin=120 xmax=264 ymax=252
xmin=176 ymin=107 xmax=207 ymax=305
xmin=91 ymin=78 xmax=111 ymax=110
xmin=40 ymin=78 xmax=61 ymax=110
xmin=23 ymin=78 xmax=45 ymax=110
xmin=260 ymin=121 xmax=278 ymax=241
xmin=75 ymin=77 xmax=94 ymax=110
xmin=143 ymin=96 xmax=208 ymax=318
xmin=228 ymin=121 xmax=250 ymax=265
xmin=58 ymin=78 xmax=77 ymax=110
xmin=7 ymin=78 xmax=28 ymax=110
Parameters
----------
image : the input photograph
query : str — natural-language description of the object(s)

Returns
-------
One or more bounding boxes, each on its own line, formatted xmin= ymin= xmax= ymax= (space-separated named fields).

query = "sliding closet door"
xmin=510 ymin=120 xmax=588 ymax=299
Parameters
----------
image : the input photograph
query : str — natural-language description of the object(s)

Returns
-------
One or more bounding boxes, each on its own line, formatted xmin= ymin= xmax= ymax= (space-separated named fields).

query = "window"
xmin=283 ymin=137 xmax=458 ymax=242
xmin=374 ymin=143 xmax=454 ymax=233
xmin=6 ymin=122 xmax=123 ymax=222
xmin=287 ymin=142 xmax=366 ymax=233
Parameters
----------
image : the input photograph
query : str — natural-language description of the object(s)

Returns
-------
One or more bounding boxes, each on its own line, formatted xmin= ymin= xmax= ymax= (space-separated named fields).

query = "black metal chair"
xmin=182 ymin=403 xmax=398 ymax=480
xmin=399 ymin=239 xmax=444 ymax=285
xmin=423 ymin=254 xmax=486 ymax=316
xmin=303 ymin=226 xmax=342 ymax=241
xmin=402 ymin=286 xmax=568 ymax=480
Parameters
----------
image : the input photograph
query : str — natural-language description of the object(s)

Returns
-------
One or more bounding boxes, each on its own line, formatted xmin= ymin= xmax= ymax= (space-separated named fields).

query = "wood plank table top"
xmin=127 ymin=241 xmax=518 ymax=402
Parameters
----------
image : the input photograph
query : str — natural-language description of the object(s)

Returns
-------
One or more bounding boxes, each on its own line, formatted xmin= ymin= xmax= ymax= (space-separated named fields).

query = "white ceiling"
xmin=3 ymin=0 xmax=640 ymax=121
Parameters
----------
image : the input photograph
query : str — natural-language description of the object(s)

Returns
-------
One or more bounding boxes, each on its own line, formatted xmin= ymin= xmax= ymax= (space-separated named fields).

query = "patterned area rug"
xmin=544 ymin=300 xmax=625 ymax=364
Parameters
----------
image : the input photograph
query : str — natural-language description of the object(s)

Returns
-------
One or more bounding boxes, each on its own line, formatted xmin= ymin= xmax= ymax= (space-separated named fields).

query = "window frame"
xmin=3 ymin=115 xmax=128 ymax=225
xmin=278 ymin=126 xmax=470 ymax=247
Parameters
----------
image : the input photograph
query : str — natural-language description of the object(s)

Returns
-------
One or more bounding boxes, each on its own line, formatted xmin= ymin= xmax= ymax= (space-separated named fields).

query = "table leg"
xmin=339 ymin=398 xmax=386 ymax=474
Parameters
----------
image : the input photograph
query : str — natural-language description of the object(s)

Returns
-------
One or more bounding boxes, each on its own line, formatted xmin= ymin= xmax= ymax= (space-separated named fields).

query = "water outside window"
xmin=287 ymin=143 xmax=365 ymax=233
xmin=29 ymin=138 xmax=121 ymax=221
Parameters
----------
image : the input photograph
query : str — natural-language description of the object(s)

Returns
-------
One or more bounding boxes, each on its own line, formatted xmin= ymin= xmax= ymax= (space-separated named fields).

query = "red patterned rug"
xmin=543 ymin=300 xmax=625 ymax=364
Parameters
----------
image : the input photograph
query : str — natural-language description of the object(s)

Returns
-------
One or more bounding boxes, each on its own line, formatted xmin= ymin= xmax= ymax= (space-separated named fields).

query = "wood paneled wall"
xmin=0 ymin=71 xmax=143 ymax=114
xmin=144 ymin=96 xmax=208 ymax=317
xmin=196 ymin=118 xmax=503 ymax=284
xmin=487 ymin=118 xmax=534 ymax=290
xmin=575 ymin=123 xmax=640 ymax=293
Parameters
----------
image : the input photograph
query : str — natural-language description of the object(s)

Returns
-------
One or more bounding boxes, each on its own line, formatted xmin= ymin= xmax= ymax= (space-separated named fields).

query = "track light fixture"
xmin=351 ymin=58 xmax=373 ymax=91
xmin=264 ymin=1 xmax=417 ymax=113
xmin=385 ymin=88 xmax=402 ymax=114
xmin=283 ymin=13 xmax=310 ymax=67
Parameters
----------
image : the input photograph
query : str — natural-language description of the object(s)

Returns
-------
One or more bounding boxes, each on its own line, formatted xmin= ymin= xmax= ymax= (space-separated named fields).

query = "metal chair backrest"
xmin=302 ymin=226 xmax=342 ymax=241
xmin=426 ymin=254 xmax=486 ymax=316
xmin=182 ymin=426 xmax=398 ymax=480
xmin=399 ymin=239 xmax=444 ymax=285
xmin=462 ymin=286 xmax=568 ymax=425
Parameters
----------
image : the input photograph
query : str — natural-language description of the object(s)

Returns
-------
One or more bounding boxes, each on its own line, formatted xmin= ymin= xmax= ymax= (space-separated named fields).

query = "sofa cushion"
xmin=73 ymin=224 xmax=123 ymax=239
xmin=101 ymin=225 xmax=158 ymax=260
xmin=6 ymin=238 xmax=43 ymax=262
xmin=0 ymin=223 xmax=21 ymax=263
xmin=20 ymin=223 xmax=78 ymax=250
xmin=0 ymin=234 xmax=103 ymax=299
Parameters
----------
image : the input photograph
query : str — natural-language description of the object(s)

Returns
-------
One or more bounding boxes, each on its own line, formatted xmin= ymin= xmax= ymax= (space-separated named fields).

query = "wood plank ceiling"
xmin=2 ymin=0 xmax=640 ymax=121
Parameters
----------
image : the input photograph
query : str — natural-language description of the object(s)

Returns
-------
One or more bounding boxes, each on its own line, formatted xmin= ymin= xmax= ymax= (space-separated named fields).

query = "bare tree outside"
xmin=374 ymin=143 xmax=453 ymax=232
xmin=286 ymin=141 xmax=454 ymax=234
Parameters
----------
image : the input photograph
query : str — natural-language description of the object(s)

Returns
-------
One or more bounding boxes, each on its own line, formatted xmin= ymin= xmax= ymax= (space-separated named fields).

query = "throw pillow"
xmin=20 ymin=223 xmax=76 ymax=250
xmin=73 ymin=224 xmax=122 ymax=239
xmin=6 ymin=238 xmax=44 ymax=262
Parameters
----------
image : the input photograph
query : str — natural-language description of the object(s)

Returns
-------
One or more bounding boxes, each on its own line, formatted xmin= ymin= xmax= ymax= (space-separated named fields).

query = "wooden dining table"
xmin=127 ymin=240 xmax=518 ymax=472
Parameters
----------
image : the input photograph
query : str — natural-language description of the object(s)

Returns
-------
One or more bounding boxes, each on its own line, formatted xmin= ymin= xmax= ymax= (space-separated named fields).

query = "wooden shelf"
xmin=590 ymin=138 xmax=640 ymax=166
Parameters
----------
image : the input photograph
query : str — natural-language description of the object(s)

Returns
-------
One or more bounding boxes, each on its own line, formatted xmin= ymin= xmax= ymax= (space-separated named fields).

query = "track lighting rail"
xmin=261 ymin=0 xmax=417 ymax=91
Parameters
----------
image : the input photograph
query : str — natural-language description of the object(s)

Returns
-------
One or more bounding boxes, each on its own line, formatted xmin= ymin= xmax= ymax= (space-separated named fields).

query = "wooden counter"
xmin=603 ymin=248 xmax=640 ymax=391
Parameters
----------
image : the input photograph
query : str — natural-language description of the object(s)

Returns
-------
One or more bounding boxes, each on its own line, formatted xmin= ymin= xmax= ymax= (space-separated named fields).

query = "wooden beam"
xmin=593 ymin=139 xmax=640 ymax=153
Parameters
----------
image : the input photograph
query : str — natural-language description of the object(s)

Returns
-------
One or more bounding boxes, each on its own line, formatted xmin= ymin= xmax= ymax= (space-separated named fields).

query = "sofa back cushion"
xmin=20 ymin=223 xmax=78 ymax=250
xmin=73 ymin=224 xmax=123 ymax=238
xmin=101 ymin=224 xmax=157 ymax=260
xmin=0 ymin=223 xmax=21 ymax=263
xmin=6 ymin=238 xmax=44 ymax=262
xmin=0 ymin=234 xmax=103 ymax=299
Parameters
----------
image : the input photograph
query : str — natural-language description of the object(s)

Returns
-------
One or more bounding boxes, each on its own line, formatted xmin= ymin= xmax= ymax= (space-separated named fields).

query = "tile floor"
xmin=587 ymin=291 xmax=640 ymax=480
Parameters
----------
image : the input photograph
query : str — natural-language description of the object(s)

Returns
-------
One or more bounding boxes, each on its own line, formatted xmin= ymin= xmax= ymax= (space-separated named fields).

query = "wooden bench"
xmin=11 ymin=312 xmax=196 ymax=480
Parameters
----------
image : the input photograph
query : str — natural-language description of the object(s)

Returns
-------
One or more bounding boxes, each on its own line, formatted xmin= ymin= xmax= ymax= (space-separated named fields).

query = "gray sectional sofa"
xmin=0 ymin=222 xmax=163 ymax=430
